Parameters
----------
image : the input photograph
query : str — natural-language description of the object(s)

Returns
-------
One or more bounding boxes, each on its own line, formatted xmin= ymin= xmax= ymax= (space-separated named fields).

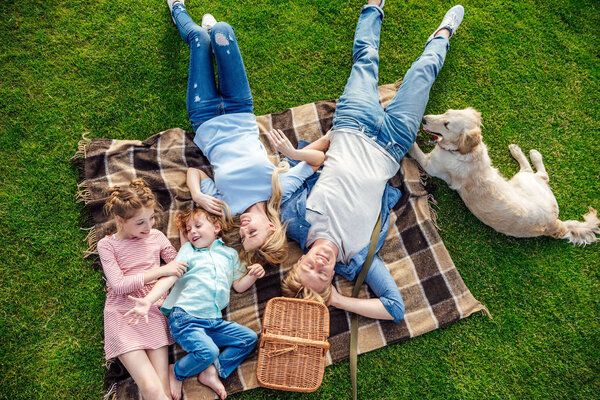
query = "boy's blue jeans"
xmin=172 ymin=4 xmax=253 ymax=130
xmin=333 ymin=5 xmax=450 ymax=163
xmin=168 ymin=307 xmax=258 ymax=380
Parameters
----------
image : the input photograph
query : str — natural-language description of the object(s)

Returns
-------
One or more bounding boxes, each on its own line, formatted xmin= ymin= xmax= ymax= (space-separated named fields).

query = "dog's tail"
xmin=546 ymin=207 xmax=600 ymax=246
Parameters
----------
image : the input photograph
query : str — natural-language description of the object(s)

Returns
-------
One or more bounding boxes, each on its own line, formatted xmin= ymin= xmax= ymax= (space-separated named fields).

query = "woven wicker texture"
xmin=257 ymin=297 xmax=330 ymax=392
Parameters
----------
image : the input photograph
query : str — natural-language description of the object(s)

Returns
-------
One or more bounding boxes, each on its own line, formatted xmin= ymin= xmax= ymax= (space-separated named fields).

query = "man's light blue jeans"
xmin=333 ymin=5 xmax=450 ymax=163
xmin=168 ymin=307 xmax=258 ymax=380
xmin=172 ymin=4 xmax=253 ymax=130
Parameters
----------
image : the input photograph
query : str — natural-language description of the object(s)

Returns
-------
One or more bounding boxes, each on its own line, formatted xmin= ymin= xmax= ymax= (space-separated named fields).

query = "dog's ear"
xmin=458 ymin=129 xmax=482 ymax=154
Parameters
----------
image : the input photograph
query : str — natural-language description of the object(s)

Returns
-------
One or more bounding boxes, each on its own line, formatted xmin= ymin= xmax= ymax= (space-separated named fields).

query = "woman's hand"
xmin=267 ymin=129 xmax=297 ymax=159
xmin=161 ymin=260 xmax=188 ymax=278
xmin=193 ymin=193 xmax=224 ymax=216
xmin=247 ymin=263 xmax=265 ymax=279
xmin=124 ymin=296 xmax=152 ymax=325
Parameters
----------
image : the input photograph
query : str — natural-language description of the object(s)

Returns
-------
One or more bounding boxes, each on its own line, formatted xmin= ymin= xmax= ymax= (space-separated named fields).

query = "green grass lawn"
xmin=1 ymin=0 xmax=598 ymax=399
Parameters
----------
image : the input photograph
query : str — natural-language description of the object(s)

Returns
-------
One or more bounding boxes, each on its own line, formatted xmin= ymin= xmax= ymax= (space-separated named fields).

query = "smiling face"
xmin=422 ymin=108 xmax=482 ymax=154
xmin=239 ymin=212 xmax=275 ymax=251
xmin=185 ymin=212 xmax=221 ymax=249
xmin=295 ymin=242 xmax=337 ymax=293
xmin=116 ymin=207 xmax=155 ymax=239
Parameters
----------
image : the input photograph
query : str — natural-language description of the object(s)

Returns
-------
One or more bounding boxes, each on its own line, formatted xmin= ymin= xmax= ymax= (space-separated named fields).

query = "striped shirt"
xmin=97 ymin=229 xmax=178 ymax=359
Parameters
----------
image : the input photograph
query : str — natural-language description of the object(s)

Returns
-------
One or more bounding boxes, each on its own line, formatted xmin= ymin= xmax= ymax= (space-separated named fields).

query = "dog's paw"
xmin=508 ymin=144 xmax=524 ymax=158
xmin=529 ymin=149 xmax=543 ymax=163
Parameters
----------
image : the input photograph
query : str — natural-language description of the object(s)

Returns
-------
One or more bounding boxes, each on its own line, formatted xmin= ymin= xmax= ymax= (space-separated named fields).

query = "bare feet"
xmin=169 ymin=364 xmax=183 ymax=400
xmin=197 ymin=365 xmax=227 ymax=399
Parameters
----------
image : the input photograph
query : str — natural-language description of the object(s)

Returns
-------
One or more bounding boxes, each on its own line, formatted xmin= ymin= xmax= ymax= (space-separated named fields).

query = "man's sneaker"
xmin=201 ymin=14 xmax=217 ymax=31
xmin=167 ymin=0 xmax=184 ymax=24
xmin=428 ymin=5 xmax=464 ymax=42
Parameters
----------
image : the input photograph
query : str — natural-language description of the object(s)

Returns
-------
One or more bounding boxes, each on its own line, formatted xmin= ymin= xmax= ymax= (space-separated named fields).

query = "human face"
xmin=296 ymin=243 xmax=337 ymax=293
xmin=239 ymin=212 xmax=275 ymax=251
xmin=117 ymin=207 xmax=155 ymax=239
xmin=185 ymin=212 xmax=221 ymax=249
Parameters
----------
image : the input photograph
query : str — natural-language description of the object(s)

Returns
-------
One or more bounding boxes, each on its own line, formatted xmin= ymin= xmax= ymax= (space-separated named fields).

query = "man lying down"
xmin=279 ymin=1 xmax=465 ymax=321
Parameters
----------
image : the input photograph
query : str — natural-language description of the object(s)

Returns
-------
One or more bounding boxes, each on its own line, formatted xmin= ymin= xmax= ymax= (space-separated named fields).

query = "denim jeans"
xmin=332 ymin=5 xmax=450 ymax=163
xmin=168 ymin=307 xmax=258 ymax=380
xmin=172 ymin=4 xmax=253 ymax=129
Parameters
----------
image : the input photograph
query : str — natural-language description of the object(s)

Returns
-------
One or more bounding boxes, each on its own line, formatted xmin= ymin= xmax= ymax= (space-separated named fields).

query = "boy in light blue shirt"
xmin=126 ymin=207 xmax=264 ymax=400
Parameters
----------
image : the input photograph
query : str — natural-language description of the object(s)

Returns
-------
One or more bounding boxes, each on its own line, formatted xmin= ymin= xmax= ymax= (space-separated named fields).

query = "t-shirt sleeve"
xmin=364 ymin=255 xmax=405 ymax=322
xmin=279 ymin=161 xmax=315 ymax=203
xmin=157 ymin=231 xmax=178 ymax=263
xmin=97 ymin=239 xmax=144 ymax=295
xmin=200 ymin=177 xmax=223 ymax=200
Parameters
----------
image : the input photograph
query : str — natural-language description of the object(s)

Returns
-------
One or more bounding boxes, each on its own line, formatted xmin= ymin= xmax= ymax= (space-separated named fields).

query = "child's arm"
xmin=187 ymin=167 xmax=224 ymax=216
xmin=267 ymin=129 xmax=327 ymax=171
xmin=232 ymin=263 xmax=265 ymax=293
xmin=124 ymin=275 xmax=179 ymax=324
xmin=143 ymin=260 xmax=188 ymax=284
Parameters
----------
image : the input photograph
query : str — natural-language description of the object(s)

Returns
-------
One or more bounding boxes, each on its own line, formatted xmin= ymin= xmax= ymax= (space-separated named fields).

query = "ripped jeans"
xmin=332 ymin=5 xmax=450 ymax=163
xmin=172 ymin=4 xmax=253 ymax=129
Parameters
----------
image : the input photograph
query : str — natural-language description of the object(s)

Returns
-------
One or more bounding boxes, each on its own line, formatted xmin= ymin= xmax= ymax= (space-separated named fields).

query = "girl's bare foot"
xmin=169 ymin=364 xmax=183 ymax=400
xmin=197 ymin=365 xmax=227 ymax=399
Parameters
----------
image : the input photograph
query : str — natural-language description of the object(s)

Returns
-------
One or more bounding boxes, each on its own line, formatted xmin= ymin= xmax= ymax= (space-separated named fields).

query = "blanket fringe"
xmin=103 ymin=382 xmax=117 ymax=400
xmin=394 ymin=77 xmax=403 ymax=90
xmin=70 ymin=132 xmax=91 ymax=162
xmin=83 ymin=226 xmax=99 ymax=258
xmin=426 ymin=194 xmax=440 ymax=230
xmin=479 ymin=304 xmax=493 ymax=319
xmin=75 ymin=181 xmax=92 ymax=204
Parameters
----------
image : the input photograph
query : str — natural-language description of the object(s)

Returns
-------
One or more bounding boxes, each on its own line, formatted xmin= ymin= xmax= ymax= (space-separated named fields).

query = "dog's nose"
xmin=422 ymin=117 xmax=427 ymax=125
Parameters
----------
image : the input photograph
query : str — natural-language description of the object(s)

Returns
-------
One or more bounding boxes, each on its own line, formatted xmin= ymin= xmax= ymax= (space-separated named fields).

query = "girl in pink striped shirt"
xmin=97 ymin=179 xmax=189 ymax=400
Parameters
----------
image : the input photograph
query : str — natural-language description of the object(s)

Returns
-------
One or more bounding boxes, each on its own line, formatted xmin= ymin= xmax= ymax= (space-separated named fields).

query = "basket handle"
xmin=261 ymin=333 xmax=330 ymax=351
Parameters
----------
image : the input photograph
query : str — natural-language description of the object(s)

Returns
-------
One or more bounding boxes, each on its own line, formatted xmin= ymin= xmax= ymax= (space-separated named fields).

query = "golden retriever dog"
xmin=408 ymin=107 xmax=599 ymax=245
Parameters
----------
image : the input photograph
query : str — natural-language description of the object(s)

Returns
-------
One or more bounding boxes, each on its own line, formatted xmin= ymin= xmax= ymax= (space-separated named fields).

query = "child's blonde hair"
xmin=281 ymin=263 xmax=332 ymax=304
xmin=103 ymin=178 xmax=158 ymax=220
xmin=236 ymin=163 xmax=290 ymax=266
xmin=175 ymin=206 xmax=232 ymax=238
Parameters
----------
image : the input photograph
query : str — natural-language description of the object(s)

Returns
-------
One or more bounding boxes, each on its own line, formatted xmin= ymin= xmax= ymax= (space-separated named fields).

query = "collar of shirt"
xmin=190 ymin=238 xmax=224 ymax=252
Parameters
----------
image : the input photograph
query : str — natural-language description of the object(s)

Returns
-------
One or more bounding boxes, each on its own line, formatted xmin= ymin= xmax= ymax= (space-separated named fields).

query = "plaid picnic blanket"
xmin=72 ymin=83 xmax=488 ymax=399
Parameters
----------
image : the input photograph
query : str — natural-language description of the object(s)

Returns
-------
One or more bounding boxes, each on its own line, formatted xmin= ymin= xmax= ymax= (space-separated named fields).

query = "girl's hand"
xmin=194 ymin=193 xmax=224 ymax=216
xmin=267 ymin=129 xmax=297 ymax=159
xmin=161 ymin=260 xmax=188 ymax=278
xmin=247 ymin=263 xmax=265 ymax=279
xmin=124 ymin=296 xmax=152 ymax=325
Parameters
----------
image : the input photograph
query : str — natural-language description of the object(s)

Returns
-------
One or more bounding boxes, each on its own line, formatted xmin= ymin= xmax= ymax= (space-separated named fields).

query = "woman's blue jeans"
xmin=168 ymin=307 xmax=258 ymax=380
xmin=333 ymin=5 xmax=450 ymax=163
xmin=172 ymin=4 xmax=253 ymax=130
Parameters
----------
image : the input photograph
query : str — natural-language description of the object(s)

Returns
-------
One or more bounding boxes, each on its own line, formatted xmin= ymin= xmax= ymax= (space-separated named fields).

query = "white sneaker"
xmin=167 ymin=0 xmax=185 ymax=24
xmin=201 ymin=14 xmax=217 ymax=31
xmin=428 ymin=5 xmax=464 ymax=42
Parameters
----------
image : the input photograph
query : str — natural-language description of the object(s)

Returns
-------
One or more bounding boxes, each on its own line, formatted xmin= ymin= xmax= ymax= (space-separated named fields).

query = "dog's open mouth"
xmin=422 ymin=125 xmax=443 ymax=141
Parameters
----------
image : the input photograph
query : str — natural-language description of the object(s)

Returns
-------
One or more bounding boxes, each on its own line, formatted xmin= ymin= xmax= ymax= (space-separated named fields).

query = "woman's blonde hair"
xmin=281 ymin=263 xmax=332 ymax=304
xmin=103 ymin=179 xmax=158 ymax=220
xmin=237 ymin=163 xmax=290 ymax=266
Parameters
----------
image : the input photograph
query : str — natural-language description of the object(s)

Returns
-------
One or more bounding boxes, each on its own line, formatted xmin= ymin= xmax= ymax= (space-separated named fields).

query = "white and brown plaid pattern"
xmin=73 ymin=84 xmax=488 ymax=399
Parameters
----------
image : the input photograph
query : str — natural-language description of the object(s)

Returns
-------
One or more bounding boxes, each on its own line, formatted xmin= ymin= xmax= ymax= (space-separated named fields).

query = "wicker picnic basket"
xmin=256 ymin=297 xmax=330 ymax=392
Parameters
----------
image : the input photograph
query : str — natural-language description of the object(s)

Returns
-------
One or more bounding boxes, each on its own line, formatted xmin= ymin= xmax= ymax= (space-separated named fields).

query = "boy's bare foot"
xmin=169 ymin=364 xmax=183 ymax=400
xmin=198 ymin=365 xmax=227 ymax=399
xmin=367 ymin=0 xmax=385 ymax=7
